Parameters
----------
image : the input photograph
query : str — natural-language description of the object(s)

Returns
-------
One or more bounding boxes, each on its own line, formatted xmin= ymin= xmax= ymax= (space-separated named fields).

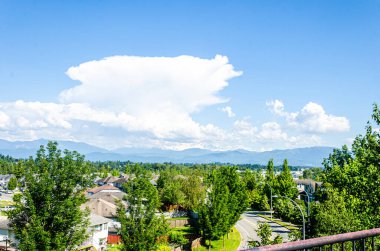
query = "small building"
xmin=79 ymin=214 xmax=112 ymax=251
xmin=96 ymin=176 xmax=120 ymax=186
xmin=113 ymin=178 xmax=128 ymax=189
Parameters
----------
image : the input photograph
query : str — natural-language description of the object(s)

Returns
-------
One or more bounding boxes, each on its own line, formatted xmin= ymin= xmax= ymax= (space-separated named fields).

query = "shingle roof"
xmin=89 ymin=213 xmax=112 ymax=226
xmin=97 ymin=176 xmax=120 ymax=184
xmin=87 ymin=185 xmax=120 ymax=194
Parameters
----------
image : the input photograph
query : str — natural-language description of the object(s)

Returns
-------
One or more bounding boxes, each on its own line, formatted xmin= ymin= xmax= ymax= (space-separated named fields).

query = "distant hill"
xmin=0 ymin=139 xmax=334 ymax=167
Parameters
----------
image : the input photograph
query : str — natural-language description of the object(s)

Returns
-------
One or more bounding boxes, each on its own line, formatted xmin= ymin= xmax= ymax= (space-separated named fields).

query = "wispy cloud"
xmin=221 ymin=106 xmax=236 ymax=118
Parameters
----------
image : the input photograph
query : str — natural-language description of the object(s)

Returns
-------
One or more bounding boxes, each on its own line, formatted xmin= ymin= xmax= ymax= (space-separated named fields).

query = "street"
xmin=235 ymin=211 xmax=290 ymax=250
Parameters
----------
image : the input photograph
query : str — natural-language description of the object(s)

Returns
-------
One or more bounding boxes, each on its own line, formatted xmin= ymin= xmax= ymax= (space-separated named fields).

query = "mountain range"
xmin=0 ymin=139 xmax=335 ymax=167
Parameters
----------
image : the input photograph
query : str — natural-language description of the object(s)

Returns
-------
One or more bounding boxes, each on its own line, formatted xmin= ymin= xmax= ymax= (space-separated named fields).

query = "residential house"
xmin=79 ymin=214 xmax=112 ymax=251
xmin=113 ymin=178 xmax=128 ymax=189
xmin=96 ymin=176 xmax=119 ymax=186
xmin=294 ymin=179 xmax=322 ymax=202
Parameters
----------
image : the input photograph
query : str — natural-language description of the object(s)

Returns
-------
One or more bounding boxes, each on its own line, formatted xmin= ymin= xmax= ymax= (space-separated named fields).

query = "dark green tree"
xmin=117 ymin=175 xmax=168 ymax=251
xmin=8 ymin=142 xmax=93 ymax=251
xmin=7 ymin=176 xmax=17 ymax=191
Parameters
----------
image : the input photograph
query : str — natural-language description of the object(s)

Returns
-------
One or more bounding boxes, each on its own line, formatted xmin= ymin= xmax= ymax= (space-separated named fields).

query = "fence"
xmin=248 ymin=228 xmax=380 ymax=251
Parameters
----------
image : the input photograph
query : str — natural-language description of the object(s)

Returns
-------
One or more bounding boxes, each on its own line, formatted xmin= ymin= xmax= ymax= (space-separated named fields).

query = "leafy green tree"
xmin=265 ymin=159 xmax=275 ymax=184
xmin=276 ymin=159 xmax=298 ymax=199
xmin=182 ymin=175 xmax=206 ymax=211
xmin=199 ymin=166 xmax=248 ymax=248
xmin=199 ymin=172 xmax=230 ymax=248
xmin=302 ymin=167 xmax=323 ymax=181
xmin=117 ymin=175 xmax=168 ymax=251
xmin=309 ymin=186 xmax=359 ymax=237
xmin=111 ymin=168 xmax=120 ymax=177
xmin=312 ymin=103 xmax=380 ymax=235
xmin=252 ymin=222 xmax=283 ymax=247
xmin=257 ymin=222 xmax=272 ymax=245
xmin=273 ymin=198 xmax=306 ymax=225
xmin=243 ymin=170 xmax=269 ymax=211
xmin=7 ymin=176 xmax=17 ymax=191
xmin=8 ymin=142 xmax=93 ymax=251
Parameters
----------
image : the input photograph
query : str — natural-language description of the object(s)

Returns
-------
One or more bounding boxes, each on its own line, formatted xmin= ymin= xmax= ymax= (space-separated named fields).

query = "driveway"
xmin=235 ymin=211 xmax=290 ymax=250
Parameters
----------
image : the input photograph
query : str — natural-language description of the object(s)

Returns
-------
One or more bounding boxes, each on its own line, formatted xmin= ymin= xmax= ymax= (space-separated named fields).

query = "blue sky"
xmin=0 ymin=1 xmax=379 ymax=151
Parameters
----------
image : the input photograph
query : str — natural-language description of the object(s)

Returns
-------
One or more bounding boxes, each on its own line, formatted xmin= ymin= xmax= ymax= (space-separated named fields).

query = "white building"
xmin=79 ymin=214 xmax=112 ymax=251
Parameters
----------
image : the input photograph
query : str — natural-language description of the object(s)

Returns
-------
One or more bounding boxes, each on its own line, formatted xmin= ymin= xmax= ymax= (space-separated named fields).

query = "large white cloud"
xmin=267 ymin=100 xmax=350 ymax=133
xmin=0 ymin=55 xmax=246 ymax=149
xmin=0 ymin=55 xmax=342 ymax=151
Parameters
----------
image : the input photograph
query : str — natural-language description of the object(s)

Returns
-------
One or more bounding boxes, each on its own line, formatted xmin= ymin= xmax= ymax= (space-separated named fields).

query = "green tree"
xmin=199 ymin=166 xmax=248 ymax=248
xmin=257 ymin=222 xmax=272 ymax=246
xmin=117 ymin=175 xmax=168 ymax=251
xmin=312 ymin=103 xmax=380 ymax=235
xmin=182 ymin=175 xmax=206 ymax=211
xmin=7 ymin=176 xmax=17 ymax=191
xmin=199 ymin=171 xmax=230 ymax=248
xmin=276 ymin=159 xmax=298 ymax=199
xmin=8 ymin=142 xmax=93 ymax=251
xmin=309 ymin=186 xmax=359 ymax=237
xmin=252 ymin=222 xmax=283 ymax=247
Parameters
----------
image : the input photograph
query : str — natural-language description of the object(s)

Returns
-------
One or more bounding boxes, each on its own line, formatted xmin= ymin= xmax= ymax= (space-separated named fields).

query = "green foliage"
xmin=8 ymin=141 xmax=93 ymax=251
xmin=168 ymin=231 xmax=187 ymax=246
xmin=288 ymin=230 xmax=302 ymax=241
xmin=275 ymin=159 xmax=298 ymax=199
xmin=312 ymin=103 xmax=380 ymax=236
xmin=257 ymin=222 xmax=272 ymax=245
xmin=309 ymin=186 xmax=359 ymax=237
xmin=249 ymin=190 xmax=270 ymax=211
xmin=302 ymin=167 xmax=323 ymax=181
xmin=7 ymin=176 xmax=17 ymax=190
xmin=265 ymin=159 xmax=275 ymax=183
xmin=273 ymin=198 xmax=306 ymax=225
xmin=252 ymin=222 xmax=283 ymax=247
xmin=181 ymin=175 xmax=206 ymax=211
xmin=199 ymin=166 xmax=248 ymax=244
xmin=111 ymin=168 xmax=120 ymax=177
xmin=117 ymin=175 xmax=169 ymax=251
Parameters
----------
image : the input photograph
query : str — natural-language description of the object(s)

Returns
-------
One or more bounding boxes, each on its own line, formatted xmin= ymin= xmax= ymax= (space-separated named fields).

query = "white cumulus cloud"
xmin=267 ymin=100 xmax=350 ymax=133
xmin=221 ymin=106 xmax=236 ymax=118
xmin=0 ymin=55 xmax=244 ymax=149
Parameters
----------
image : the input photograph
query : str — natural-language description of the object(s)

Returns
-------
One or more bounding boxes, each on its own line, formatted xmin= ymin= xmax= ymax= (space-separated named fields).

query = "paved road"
xmin=235 ymin=212 xmax=290 ymax=250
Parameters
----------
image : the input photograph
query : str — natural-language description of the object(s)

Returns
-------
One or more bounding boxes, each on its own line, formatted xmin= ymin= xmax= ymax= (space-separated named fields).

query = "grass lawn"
xmin=0 ymin=200 xmax=14 ymax=207
xmin=168 ymin=216 xmax=190 ymax=220
xmin=193 ymin=227 xmax=241 ymax=251
xmin=105 ymin=244 xmax=122 ymax=251
xmin=259 ymin=215 xmax=299 ymax=231
xmin=171 ymin=226 xmax=197 ymax=235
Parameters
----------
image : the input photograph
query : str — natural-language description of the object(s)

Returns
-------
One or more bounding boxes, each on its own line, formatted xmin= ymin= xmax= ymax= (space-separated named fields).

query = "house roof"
xmin=89 ymin=213 xmax=112 ymax=226
xmin=83 ymin=198 xmax=118 ymax=218
xmin=88 ymin=191 xmax=126 ymax=202
xmin=0 ymin=174 xmax=13 ymax=181
xmin=87 ymin=185 xmax=120 ymax=194
xmin=113 ymin=178 xmax=128 ymax=184
xmin=97 ymin=176 xmax=120 ymax=184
